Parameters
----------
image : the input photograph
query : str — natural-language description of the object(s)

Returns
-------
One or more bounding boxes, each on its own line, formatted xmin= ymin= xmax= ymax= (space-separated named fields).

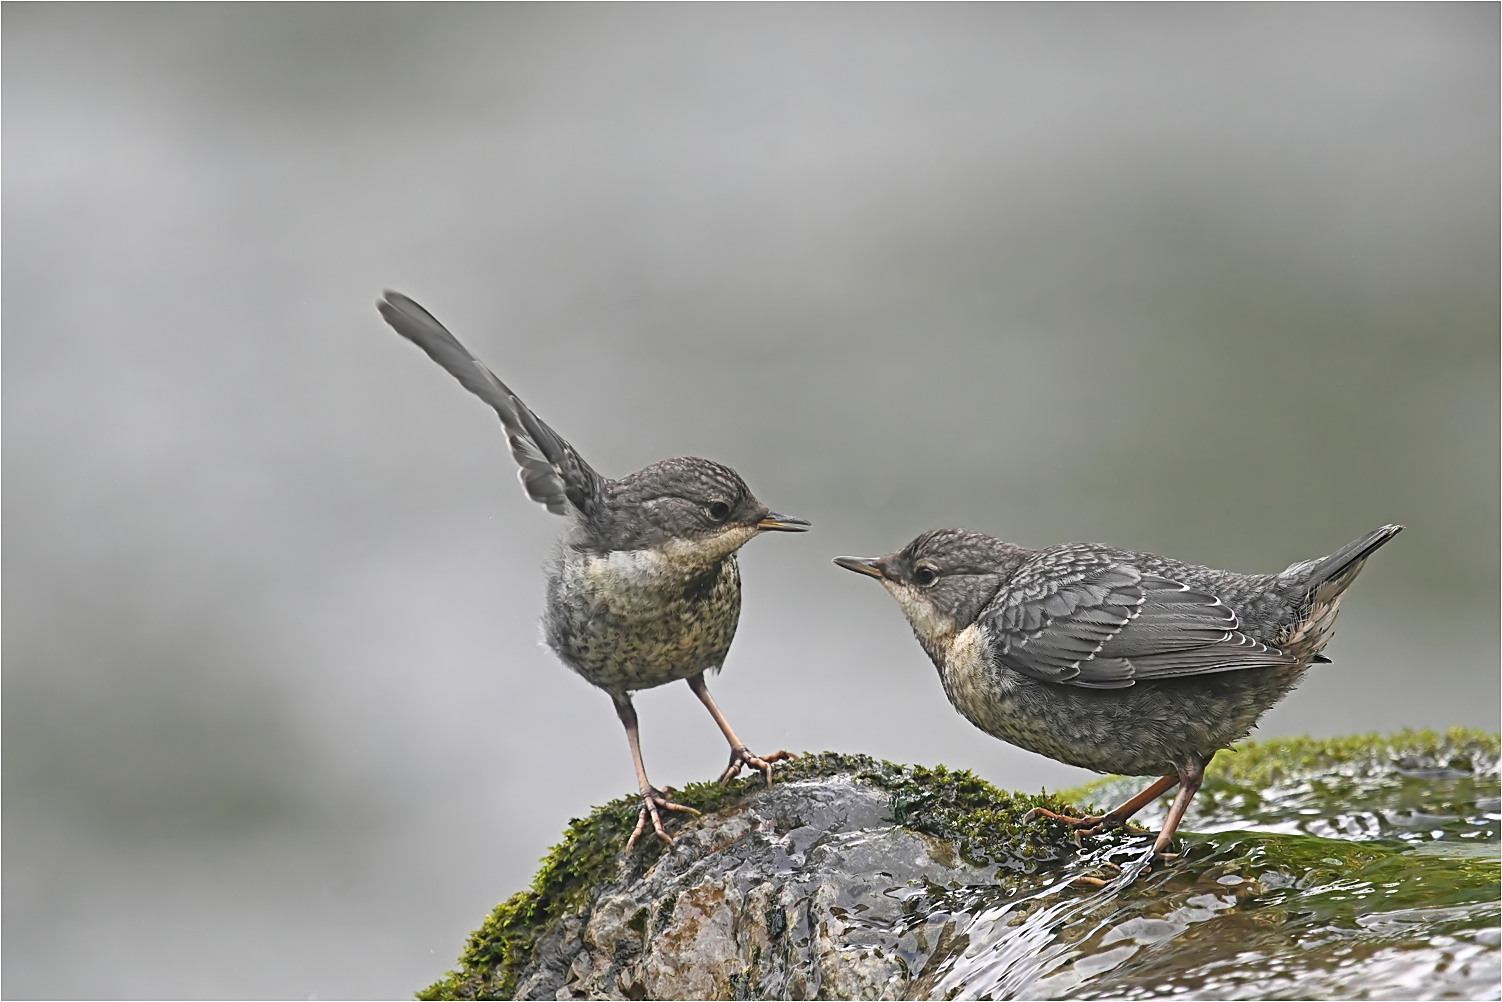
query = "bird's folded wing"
xmin=378 ymin=292 xmax=603 ymax=517
xmin=986 ymin=551 xmax=1297 ymax=688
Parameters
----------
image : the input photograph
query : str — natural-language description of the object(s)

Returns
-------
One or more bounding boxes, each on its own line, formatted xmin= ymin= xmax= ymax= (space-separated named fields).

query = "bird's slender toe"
xmin=1026 ymin=806 xmax=1108 ymax=830
xmin=718 ymin=746 xmax=795 ymax=786
xmin=624 ymin=787 xmax=701 ymax=853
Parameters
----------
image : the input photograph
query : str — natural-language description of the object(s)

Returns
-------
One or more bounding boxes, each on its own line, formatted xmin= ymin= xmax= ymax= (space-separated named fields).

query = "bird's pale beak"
xmin=833 ymin=555 xmax=886 ymax=579
xmin=757 ymin=512 xmax=812 ymax=532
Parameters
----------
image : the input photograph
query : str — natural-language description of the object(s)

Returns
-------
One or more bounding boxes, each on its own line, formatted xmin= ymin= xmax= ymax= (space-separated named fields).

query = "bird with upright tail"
xmin=835 ymin=524 xmax=1401 ymax=859
xmin=378 ymin=292 xmax=809 ymax=850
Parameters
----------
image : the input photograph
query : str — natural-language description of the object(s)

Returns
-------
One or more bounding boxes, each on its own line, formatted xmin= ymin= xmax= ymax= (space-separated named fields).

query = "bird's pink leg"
xmin=1152 ymin=754 xmax=1211 ymax=858
xmin=614 ymin=695 xmax=700 ymax=852
xmin=687 ymin=673 xmax=795 ymax=786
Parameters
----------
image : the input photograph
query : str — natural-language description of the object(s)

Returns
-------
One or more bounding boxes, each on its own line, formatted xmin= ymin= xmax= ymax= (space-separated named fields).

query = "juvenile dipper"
xmin=378 ymin=292 xmax=809 ymax=849
xmin=835 ymin=524 xmax=1401 ymax=857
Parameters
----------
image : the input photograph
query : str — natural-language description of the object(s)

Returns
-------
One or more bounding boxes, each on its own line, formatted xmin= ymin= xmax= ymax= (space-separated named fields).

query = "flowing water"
xmin=917 ymin=749 xmax=1499 ymax=999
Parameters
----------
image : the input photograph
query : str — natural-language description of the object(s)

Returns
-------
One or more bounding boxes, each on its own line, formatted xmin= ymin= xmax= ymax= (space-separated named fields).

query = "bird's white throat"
xmin=881 ymin=580 xmax=963 ymax=653
xmin=580 ymin=524 xmax=758 ymax=587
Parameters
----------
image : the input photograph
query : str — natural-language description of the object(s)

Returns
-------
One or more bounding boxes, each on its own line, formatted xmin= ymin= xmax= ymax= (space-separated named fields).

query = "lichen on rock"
xmin=421 ymin=732 xmax=1500 ymax=1001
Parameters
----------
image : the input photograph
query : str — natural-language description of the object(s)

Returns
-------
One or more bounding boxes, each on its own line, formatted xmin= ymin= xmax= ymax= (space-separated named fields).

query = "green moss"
xmin=415 ymin=789 xmax=648 ymax=1001
xmin=876 ymin=759 xmax=1075 ymax=868
xmin=1206 ymin=726 xmax=1499 ymax=789
xmin=1173 ymin=829 xmax=1501 ymax=918
xmin=417 ymin=752 xmax=1077 ymax=999
xmin=1059 ymin=727 xmax=1501 ymax=806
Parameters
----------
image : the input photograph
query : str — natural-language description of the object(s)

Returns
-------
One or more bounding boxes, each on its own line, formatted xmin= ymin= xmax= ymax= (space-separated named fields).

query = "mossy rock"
xmin=421 ymin=730 xmax=1500 ymax=1001
xmin=1063 ymin=725 xmax=1500 ymax=801
xmin=419 ymin=753 xmax=1079 ymax=1000
xmin=1064 ymin=726 xmax=1500 ymax=845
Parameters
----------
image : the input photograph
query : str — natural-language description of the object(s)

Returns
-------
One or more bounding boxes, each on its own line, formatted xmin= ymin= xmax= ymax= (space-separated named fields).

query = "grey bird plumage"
xmin=378 ymin=291 xmax=809 ymax=848
xmin=835 ymin=524 xmax=1401 ymax=857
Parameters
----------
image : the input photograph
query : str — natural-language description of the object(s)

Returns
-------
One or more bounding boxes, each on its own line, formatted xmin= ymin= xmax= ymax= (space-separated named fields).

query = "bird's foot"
xmin=1067 ymin=860 xmax=1123 ymax=889
xmin=1025 ymin=805 xmax=1148 ymax=839
xmin=624 ymin=786 xmax=701 ymax=853
xmin=1025 ymin=805 xmax=1113 ymax=836
xmin=718 ymin=746 xmax=796 ymax=787
xmin=1026 ymin=805 xmax=1095 ymax=826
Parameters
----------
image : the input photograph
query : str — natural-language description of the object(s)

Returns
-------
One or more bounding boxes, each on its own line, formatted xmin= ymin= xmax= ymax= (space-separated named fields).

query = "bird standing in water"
xmin=379 ymin=292 xmax=809 ymax=850
xmin=835 ymin=524 xmax=1401 ymax=857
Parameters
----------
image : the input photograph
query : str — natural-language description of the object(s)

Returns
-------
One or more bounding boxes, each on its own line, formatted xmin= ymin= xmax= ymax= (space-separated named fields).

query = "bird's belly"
xmin=938 ymin=625 xmax=1308 ymax=776
xmin=543 ymin=550 xmax=742 ymax=694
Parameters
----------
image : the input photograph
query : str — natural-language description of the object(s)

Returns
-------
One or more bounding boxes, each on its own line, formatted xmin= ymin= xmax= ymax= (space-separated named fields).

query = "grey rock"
xmin=513 ymin=777 xmax=1001 ymax=1000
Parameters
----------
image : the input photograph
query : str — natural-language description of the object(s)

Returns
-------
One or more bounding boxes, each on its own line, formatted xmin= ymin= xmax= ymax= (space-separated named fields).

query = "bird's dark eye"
xmin=913 ymin=566 xmax=938 ymax=587
xmin=707 ymin=501 xmax=731 ymax=522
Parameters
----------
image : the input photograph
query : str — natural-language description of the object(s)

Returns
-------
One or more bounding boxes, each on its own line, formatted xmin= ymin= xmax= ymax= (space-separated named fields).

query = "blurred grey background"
xmin=4 ymin=5 xmax=1497 ymax=998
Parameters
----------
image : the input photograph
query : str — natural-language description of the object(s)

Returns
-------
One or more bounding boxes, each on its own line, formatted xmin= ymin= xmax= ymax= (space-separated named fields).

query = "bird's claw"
xmin=1025 ymin=806 xmax=1155 ymax=842
xmin=1025 ymin=805 xmax=1113 ymax=836
xmin=1066 ymin=860 xmax=1123 ymax=888
xmin=718 ymin=746 xmax=795 ymax=787
xmin=624 ymin=786 xmax=701 ymax=853
xmin=1069 ymin=874 xmax=1111 ymax=889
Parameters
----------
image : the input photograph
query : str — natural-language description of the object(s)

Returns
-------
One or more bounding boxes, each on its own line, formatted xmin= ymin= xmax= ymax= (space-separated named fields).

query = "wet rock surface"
xmin=423 ymin=731 xmax=1499 ymax=1001
xmin=524 ymin=780 xmax=994 ymax=1001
